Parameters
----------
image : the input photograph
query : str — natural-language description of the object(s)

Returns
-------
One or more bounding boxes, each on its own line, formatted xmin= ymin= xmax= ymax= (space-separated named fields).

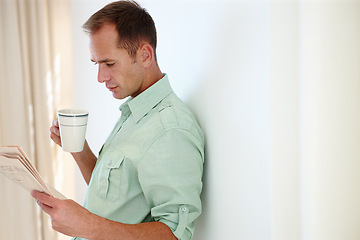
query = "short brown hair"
xmin=83 ymin=0 xmax=157 ymax=58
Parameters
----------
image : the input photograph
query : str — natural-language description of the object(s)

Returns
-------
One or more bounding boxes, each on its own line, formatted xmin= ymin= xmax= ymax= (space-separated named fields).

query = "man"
xmin=31 ymin=1 xmax=204 ymax=240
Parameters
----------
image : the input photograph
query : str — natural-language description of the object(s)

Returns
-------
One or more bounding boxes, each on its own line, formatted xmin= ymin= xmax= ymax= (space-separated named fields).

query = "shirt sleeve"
xmin=137 ymin=128 xmax=204 ymax=240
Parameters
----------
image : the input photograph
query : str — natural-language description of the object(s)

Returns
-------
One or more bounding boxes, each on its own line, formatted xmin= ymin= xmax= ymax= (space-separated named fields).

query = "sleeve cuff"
xmin=159 ymin=204 xmax=192 ymax=240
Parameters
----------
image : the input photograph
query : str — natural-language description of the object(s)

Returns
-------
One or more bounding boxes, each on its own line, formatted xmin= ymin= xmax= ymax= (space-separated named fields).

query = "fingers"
xmin=31 ymin=190 xmax=55 ymax=215
xmin=36 ymin=199 xmax=53 ymax=215
xmin=31 ymin=190 xmax=54 ymax=206
xmin=50 ymin=118 xmax=62 ymax=146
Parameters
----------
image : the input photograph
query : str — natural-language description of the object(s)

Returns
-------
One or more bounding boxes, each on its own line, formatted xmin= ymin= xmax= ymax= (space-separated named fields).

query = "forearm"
xmin=88 ymin=216 xmax=177 ymax=240
xmin=32 ymin=191 xmax=177 ymax=240
xmin=71 ymin=140 xmax=97 ymax=184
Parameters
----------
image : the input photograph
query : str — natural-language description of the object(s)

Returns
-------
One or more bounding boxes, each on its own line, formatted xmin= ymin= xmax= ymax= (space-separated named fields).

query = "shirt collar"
xmin=119 ymin=74 xmax=173 ymax=123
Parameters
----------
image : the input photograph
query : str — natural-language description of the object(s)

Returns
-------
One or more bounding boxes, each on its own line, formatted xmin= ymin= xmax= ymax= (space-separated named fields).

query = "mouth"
xmin=106 ymin=85 xmax=117 ymax=91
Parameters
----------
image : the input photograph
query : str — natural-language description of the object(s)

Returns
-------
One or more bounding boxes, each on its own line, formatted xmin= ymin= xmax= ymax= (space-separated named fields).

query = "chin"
xmin=112 ymin=92 xmax=127 ymax=100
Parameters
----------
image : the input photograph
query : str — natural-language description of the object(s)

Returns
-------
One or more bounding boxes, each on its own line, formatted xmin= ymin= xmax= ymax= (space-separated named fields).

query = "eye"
xmin=106 ymin=62 xmax=115 ymax=67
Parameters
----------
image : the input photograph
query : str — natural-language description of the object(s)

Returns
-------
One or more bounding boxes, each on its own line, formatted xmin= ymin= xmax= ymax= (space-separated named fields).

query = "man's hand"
xmin=32 ymin=190 xmax=177 ymax=240
xmin=50 ymin=118 xmax=62 ymax=147
xmin=31 ymin=191 xmax=96 ymax=238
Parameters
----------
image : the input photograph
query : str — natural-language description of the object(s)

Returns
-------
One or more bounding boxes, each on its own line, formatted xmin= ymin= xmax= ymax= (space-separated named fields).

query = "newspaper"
xmin=0 ymin=146 xmax=66 ymax=199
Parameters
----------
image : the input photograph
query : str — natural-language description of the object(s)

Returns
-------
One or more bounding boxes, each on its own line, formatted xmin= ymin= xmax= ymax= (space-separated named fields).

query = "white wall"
xmin=71 ymin=1 xmax=360 ymax=239
xmin=300 ymin=2 xmax=360 ymax=240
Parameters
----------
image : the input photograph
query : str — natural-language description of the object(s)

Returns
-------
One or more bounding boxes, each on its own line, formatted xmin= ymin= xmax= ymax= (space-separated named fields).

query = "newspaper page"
xmin=0 ymin=146 xmax=66 ymax=199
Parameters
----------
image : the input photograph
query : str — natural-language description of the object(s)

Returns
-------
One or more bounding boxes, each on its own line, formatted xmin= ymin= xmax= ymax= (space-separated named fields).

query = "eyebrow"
xmin=91 ymin=58 xmax=115 ymax=63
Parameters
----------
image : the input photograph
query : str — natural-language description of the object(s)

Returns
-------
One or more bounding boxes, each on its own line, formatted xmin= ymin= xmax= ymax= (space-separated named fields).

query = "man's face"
xmin=89 ymin=23 xmax=144 ymax=99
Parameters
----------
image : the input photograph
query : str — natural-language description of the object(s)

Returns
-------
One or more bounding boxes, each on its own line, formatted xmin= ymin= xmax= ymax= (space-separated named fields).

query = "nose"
xmin=98 ymin=64 xmax=110 ymax=83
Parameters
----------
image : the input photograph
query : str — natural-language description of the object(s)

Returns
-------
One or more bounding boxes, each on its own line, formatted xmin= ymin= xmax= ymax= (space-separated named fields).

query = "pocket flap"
xmin=104 ymin=150 xmax=125 ymax=169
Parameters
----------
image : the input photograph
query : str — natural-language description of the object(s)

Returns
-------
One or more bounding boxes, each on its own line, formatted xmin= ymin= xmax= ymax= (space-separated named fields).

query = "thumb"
xmin=31 ymin=190 xmax=56 ymax=214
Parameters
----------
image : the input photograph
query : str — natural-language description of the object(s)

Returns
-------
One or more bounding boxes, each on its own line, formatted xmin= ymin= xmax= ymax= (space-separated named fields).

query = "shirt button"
xmin=107 ymin=160 xmax=112 ymax=166
xmin=182 ymin=207 xmax=187 ymax=212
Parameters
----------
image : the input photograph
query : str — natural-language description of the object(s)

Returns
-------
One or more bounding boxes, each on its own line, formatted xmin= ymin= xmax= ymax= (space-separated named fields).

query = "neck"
xmin=131 ymin=64 xmax=163 ymax=98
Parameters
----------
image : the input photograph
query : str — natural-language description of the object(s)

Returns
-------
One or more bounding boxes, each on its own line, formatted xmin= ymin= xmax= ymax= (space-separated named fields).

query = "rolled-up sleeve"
xmin=138 ymin=128 xmax=204 ymax=240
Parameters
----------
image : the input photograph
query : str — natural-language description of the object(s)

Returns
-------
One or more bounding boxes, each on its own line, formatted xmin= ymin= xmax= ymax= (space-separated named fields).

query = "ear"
xmin=139 ymin=43 xmax=154 ymax=68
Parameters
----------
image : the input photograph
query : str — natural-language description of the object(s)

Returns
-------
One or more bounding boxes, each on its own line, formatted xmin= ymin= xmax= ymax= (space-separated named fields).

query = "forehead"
xmin=89 ymin=24 xmax=120 ymax=60
xmin=90 ymin=23 xmax=118 ymax=43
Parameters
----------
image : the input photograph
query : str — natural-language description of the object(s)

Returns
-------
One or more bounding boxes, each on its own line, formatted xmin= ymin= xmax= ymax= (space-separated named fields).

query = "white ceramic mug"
xmin=57 ymin=109 xmax=89 ymax=152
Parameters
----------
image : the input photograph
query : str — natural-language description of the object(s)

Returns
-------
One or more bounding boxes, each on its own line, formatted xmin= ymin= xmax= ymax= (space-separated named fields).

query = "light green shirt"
xmin=74 ymin=74 xmax=204 ymax=240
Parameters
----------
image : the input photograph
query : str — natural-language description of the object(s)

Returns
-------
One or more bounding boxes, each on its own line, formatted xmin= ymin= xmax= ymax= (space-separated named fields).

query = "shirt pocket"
xmin=97 ymin=149 xmax=125 ymax=201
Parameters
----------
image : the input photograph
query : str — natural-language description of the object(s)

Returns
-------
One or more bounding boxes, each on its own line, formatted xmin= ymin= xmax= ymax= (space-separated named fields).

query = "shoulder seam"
xmin=159 ymin=104 xmax=178 ymax=130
